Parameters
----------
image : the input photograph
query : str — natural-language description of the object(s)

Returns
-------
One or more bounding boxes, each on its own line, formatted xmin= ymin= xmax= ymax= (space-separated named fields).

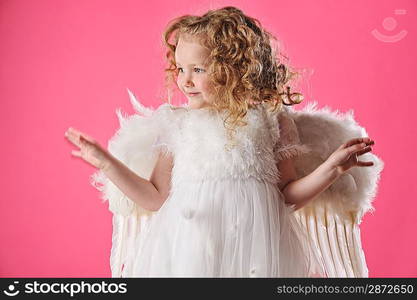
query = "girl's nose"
xmin=185 ymin=79 xmax=194 ymax=87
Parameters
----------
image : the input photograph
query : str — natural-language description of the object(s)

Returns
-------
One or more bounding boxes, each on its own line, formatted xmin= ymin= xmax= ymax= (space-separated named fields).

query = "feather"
xmin=90 ymin=89 xmax=169 ymax=276
xmin=281 ymin=102 xmax=384 ymax=277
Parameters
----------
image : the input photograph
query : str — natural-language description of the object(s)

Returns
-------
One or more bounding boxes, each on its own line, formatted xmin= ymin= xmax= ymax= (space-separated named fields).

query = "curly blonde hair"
xmin=162 ymin=6 xmax=303 ymax=142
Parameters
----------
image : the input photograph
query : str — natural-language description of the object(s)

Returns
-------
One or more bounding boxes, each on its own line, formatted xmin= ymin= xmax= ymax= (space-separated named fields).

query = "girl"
xmin=65 ymin=6 xmax=383 ymax=277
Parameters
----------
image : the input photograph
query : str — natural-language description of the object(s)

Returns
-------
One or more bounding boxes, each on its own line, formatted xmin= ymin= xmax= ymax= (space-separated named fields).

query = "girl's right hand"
xmin=325 ymin=137 xmax=375 ymax=175
xmin=65 ymin=127 xmax=113 ymax=170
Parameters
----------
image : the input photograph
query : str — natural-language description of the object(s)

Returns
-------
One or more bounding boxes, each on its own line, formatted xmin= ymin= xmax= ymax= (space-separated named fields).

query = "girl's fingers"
xmin=346 ymin=142 xmax=366 ymax=155
xmin=79 ymin=135 xmax=88 ymax=144
xmin=65 ymin=127 xmax=81 ymax=140
xmin=65 ymin=131 xmax=81 ymax=148
xmin=346 ymin=139 xmax=375 ymax=156
xmin=65 ymin=127 xmax=96 ymax=147
xmin=356 ymin=146 xmax=372 ymax=156
xmin=66 ymin=127 xmax=90 ymax=139
xmin=356 ymin=161 xmax=374 ymax=167
xmin=345 ymin=137 xmax=372 ymax=148
xmin=350 ymin=143 xmax=374 ymax=167
xmin=80 ymin=132 xmax=96 ymax=144
xmin=67 ymin=127 xmax=82 ymax=135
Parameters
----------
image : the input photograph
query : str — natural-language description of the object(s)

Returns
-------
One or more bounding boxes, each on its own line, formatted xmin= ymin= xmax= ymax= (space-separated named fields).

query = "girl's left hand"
xmin=326 ymin=137 xmax=375 ymax=175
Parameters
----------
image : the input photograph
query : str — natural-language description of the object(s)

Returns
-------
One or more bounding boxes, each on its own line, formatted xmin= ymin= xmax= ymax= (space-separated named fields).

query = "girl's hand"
xmin=64 ymin=127 xmax=113 ymax=170
xmin=326 ymin=137 xmax=375 ymax=175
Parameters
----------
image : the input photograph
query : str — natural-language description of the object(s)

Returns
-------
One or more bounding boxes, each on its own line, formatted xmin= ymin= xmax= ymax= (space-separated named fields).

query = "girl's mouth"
xmin=187 ymin=92 xmax=200 ymax=97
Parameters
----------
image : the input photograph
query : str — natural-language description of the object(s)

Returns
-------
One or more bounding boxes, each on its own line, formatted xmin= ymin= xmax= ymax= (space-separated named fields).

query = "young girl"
xmin=65 ymin=6 xmax=383 ymax=277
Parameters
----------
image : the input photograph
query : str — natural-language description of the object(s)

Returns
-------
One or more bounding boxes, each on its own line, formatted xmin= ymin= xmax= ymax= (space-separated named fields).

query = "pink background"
xmin=1 ymin=0 xmax=416 ymax=277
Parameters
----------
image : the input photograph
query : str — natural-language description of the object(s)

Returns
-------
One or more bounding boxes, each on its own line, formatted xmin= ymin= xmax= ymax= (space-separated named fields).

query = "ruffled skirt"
xmin=124 ymin=177 xmax=327 ymax=277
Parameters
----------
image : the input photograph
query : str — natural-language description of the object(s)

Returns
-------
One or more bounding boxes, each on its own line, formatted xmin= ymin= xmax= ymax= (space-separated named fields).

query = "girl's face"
xmin=175 ymin=36 xmax=214 ymax=109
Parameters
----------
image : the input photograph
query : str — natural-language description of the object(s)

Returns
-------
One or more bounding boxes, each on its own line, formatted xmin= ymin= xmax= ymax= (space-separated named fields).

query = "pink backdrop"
xmin=1 ymin=0 xmax=416 ymax=277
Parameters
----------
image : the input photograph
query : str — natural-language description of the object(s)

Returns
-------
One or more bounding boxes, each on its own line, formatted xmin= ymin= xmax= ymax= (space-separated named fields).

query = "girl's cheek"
xmin=200 ymin=77 xmax=211 ymax=89
xmin=203 ymin=81 xmax=215 ymax=94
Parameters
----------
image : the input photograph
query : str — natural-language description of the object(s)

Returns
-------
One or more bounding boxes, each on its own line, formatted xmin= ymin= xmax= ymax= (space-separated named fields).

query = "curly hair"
xmin=162 ymin=6 xmax=304 ymax=143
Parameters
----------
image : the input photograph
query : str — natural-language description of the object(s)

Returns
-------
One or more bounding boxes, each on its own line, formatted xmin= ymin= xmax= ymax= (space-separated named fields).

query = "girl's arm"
xmin=278 ymin=158 xmax=340 ymax=210
xmin=278 ymin=137 xmax=374 ymax=211
xmin=65 ymin=127 xmax=173 ymax=212
xmin=102 ymin=151 xmax=173 ymax=212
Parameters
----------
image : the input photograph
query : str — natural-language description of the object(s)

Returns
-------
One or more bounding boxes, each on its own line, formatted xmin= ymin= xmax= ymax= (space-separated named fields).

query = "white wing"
xmin=284 ymin=102 xmax=384 ymax=277
xmin=90 ymin=89 xmax=167 ymax=277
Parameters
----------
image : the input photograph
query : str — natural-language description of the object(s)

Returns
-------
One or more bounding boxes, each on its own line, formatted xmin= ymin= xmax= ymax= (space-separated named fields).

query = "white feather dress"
xmin=91 ymin=89 xmax=384 ymax=278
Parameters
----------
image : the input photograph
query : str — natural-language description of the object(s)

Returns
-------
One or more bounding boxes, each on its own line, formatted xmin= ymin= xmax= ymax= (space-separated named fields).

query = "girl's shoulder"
xmin=153 ymin=102 xmax=293 ymax=131
xmin=154 ymin=102 xmax=193 ymax=114
xmin=153 ymin=103 xmax=188 ymax=118
xmin=252 ymin=102 xmax=292 ymax=126
xmin=154 ymin=102 xmax=222 ymax=121
xmin=151 ymin=103 xmax=193 ymax=132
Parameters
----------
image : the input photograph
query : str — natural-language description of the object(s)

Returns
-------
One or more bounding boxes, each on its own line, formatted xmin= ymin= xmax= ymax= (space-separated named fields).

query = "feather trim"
xmin=274 ymin=144 xmax=311 ymax=161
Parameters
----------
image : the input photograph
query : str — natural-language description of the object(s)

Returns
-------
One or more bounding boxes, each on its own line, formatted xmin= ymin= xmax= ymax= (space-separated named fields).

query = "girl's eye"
xmin=176 ymin=67 xmax=205 ymax=73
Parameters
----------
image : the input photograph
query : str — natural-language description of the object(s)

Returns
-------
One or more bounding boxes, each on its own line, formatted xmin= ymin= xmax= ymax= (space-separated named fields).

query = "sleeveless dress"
xmin=123 ymin=103 xmax=327 ymax=277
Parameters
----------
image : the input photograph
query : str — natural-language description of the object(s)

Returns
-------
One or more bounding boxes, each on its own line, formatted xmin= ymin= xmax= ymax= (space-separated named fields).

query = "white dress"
xmin=125 ymin=103 xmax=326 ymax=277
xmin=91 ymin=89 xmax=384 ymax=278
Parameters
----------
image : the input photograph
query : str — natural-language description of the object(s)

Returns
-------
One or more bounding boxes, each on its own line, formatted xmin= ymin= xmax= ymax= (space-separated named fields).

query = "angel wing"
xmin=90 ymin=88 xmax=164 ymax=277
xmin=281 ymin=103 xmax=384 ymax=277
